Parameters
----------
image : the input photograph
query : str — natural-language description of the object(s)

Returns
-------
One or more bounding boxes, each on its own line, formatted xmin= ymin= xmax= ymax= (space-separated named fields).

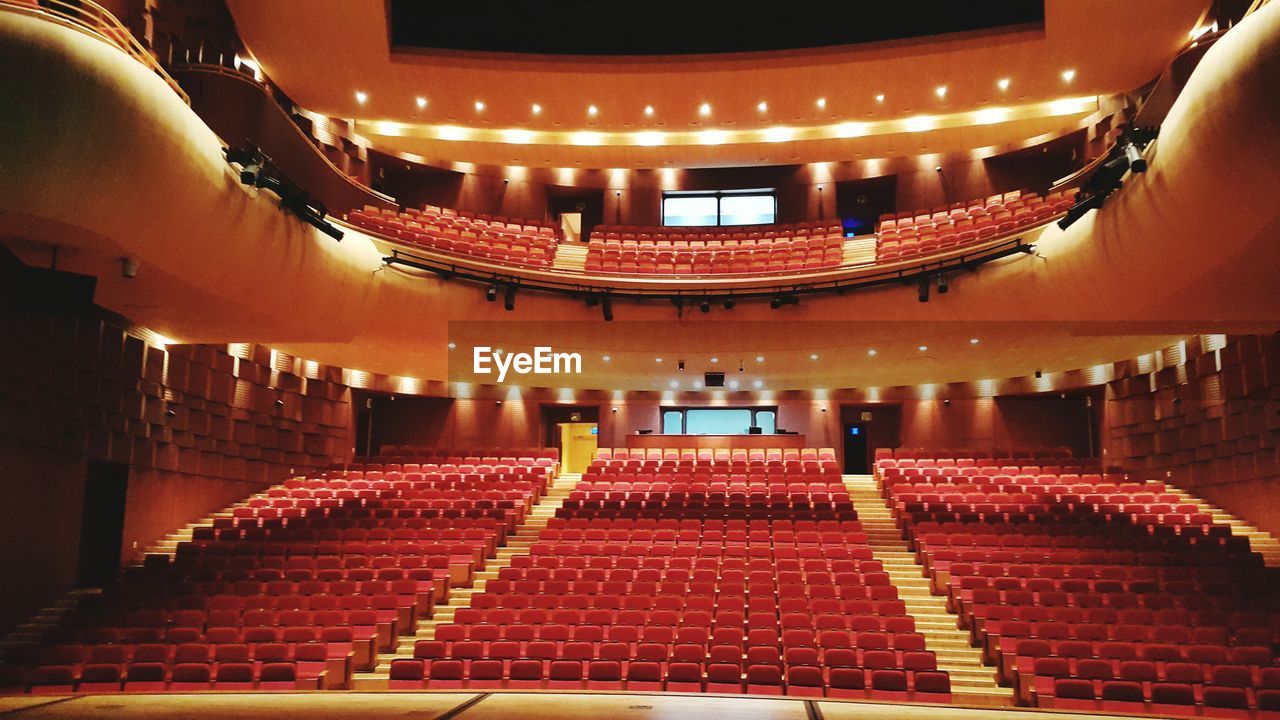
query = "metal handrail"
xmin=0 ymin=0 xmax=189 ymax=105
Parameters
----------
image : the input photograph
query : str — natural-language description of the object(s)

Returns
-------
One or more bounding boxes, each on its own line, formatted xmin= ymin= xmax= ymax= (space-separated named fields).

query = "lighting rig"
xmin=224 ymin=144 xmax=344 ymax=241
xmin=1058 ymin=126 xmax=1159 ymax=231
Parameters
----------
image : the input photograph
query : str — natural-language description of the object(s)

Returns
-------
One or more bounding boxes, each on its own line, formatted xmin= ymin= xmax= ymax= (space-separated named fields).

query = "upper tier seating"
xmin=877 ymin=451 xmax=1280 ymax=717
xmin=584 ymin=221 xmax=844 ymax=276
xmin=875 ymin=190 xmax=1074 ymax=262
xmin=384 ymin=447 xmax=952 ymax=700
xmin=348 ymin=205 xmax=558 ymax=268
xmin=5 ymin=455 xmax=553 ymax=693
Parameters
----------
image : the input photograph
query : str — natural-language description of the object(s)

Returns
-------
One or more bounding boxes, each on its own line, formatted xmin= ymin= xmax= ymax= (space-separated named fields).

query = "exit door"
xmin=558 ymin=422 xmax=599 ymax=474
xmin=842 ymin=423 xmax=869 ymax=474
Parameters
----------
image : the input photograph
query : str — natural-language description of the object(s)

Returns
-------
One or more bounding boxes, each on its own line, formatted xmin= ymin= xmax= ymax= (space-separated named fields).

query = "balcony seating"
xmin=878 ymin=450 xmax=1280 ymax=716
xmin=6 ymin=454 xmax=552 ymax=693
xmin=347 ymin=205 xmax=557 ymax=268
xmin=584 ymin=221 xmax=844 ymax=276
xmin=875 ymin=190 xmax=1075 ymax=262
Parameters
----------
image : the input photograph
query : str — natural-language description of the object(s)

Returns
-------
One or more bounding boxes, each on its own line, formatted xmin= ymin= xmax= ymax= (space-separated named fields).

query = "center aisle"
xmin=352 ymin=473 xmax=580 ymax=688
xmin=842 ymin=475 xmax=1010 ymax=706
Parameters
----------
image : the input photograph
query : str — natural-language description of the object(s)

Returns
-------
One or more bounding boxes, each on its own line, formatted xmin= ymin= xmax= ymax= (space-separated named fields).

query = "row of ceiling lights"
xmin=353 ymin=72 xmax=1077 ymax=117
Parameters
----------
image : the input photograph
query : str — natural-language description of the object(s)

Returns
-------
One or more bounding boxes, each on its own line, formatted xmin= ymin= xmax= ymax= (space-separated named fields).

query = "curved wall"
xmin=1 ymin=6 xmax=1279 ymax=387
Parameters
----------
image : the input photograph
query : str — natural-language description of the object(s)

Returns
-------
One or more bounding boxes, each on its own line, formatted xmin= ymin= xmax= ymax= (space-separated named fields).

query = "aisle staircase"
xmin=843 ymin=474 xmax=1010 ymax=706
xmin=351 ymin=472 xmax=580 ymax=689
xmin=552 ymin=243 xmax=588 ymax=272
xmin=1163 ymin=485 xmax=1280 ymax=567
xmin=841 ymin=235 xmax=877 ymax=266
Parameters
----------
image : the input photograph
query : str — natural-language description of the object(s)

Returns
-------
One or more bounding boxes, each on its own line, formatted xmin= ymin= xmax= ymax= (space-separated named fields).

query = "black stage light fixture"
xmin=917 ymin=277 xmax=930 ymax=303
xmin=937 ymin=274 xmax=949 ymax=294
xmin=671 ymin=297 xmax=684 ymax=311
xmin=770 ymin=295 xmax=799 ymax=310
xmin=485 ymin=285 xmax=499 ymax=302
xmin=601 ymin=294 xmax=613 ymax=322
xmin=722 ymin=298 xmax=736 ymax=310
xmin=503 ymin=284 xmax=517 ymax=311
xmin=1124 ymin=142 xmax=1147 ymax=173
xmin=699 ymin=300 xmax=711 ymax=313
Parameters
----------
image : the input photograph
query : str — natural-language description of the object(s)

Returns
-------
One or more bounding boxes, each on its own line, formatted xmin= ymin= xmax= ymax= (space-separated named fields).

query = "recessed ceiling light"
xmin=655 ymin=357 xmax=663 ymax=363
xmin=644 ymin=105 xmax=655 ymax=116
xmin=810 ymin=353 xmax=819 ymax=360
xmin=447 ymin=342 xmax=456 ymax=349
xmin=670 ymin=380 xmax=679 ymax=389
xmin=1062 ymin=69 xmax=1076 ymax=83
xmin=753 ymin=379 xmax=763 ymax=389
xmin=698 ymin=102 xmax=711 ymax=116
xmin=474 ymin=100 xmax=485 ymax=111
xmin=415 ymin=96 xmax=427 ymax=109
xmin=757 ymin=101 xmax=768 ymax=112
xmin=602 ymin=355 xmax=611 ymax=362
xmin=918 ymin=345 xmax=928 ymax=352
xmin=997 ymin=78 xmax=1011 ymax=91
xmin=969 ymin=338 xmax=980 ymax=345
xmin=816 ymin=97 xmax=827 ymax=109
xmin=693 ymin=380 xmax=703 ymax=389
xmin=354 ymin=91 xmax=368 ymax=104
xmin=935 ymin=85 xmax=948 ymax=98
xmin=531 ymin=103 xmax=542 ymax=115
xmin=728 ymin=379 xmax=740 ymax=389
xmin=867 ymin=349 xmax=877 ymax=356
xmin=710 ymin=357 xmax=719 ymax=364
xmin=756 ymin=356 xmax=764 ymax=363
xmin=587 ymin=104 xmax=598 ymax=116
xmin=875 ymin=94 xmax=885 ymax=103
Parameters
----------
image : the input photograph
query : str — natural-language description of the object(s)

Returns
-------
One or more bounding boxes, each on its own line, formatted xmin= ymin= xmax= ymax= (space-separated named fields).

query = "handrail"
xmin=172 ymin=63 xmax=397 ymax=207
xmin=0 ymin=0 xmax=189 ymax=105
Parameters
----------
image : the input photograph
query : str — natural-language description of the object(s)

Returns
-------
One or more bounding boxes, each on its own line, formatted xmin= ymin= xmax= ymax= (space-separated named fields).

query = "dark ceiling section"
xmin=389 ymin=2 xmax=1045 ymax=56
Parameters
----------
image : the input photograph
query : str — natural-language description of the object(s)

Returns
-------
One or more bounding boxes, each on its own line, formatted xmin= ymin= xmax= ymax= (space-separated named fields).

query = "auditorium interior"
xmin=2 ymin=0 xmax=1280 ymax=718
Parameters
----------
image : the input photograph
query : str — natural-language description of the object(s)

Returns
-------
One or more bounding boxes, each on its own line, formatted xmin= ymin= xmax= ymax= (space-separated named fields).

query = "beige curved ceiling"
xmin=2 ymin=4 xmax=1278 ymax=393
xmin=226 ymin=0 xmax=1209 ymax=167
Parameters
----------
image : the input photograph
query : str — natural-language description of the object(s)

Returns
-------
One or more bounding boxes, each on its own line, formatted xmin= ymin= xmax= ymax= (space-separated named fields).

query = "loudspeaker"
xmin=705 ymin=372 xmax=725 ymax=388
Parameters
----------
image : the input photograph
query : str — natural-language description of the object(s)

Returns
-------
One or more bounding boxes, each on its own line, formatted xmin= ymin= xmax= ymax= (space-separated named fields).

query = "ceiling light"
xmin=875 ymin=94 xmax=885 ymax=103
xmin=1062 ymin=69 xmax=1076 ymax=83
xmin=354 ymin=91 xmax=368 ymax=104
xmin=708 ymin=357 xmax=719 ymax=364
xmin=904 ymin=115 xmax=936 ymax=133
xmin=698 ymin=130 xmax=727 ymax=145
xmin=918 ymin=345 xmax=928 ymax=352
xmin=756 ymin=356 xmax=764 ymax=363
xmin=437 ymin=126 xmax=467 ymax=141
xmin=728 ymin=380 xmax=740 ymax=389
xmin=867 ymin=349 xmax=877 ymax=356
xmin=415 ymin=96 xmax=427 ymax=109
xmin=693 ymin=380 xmax=703 ymax=389
xmin=474 ymin=100 xmax=485 ymax=111
xmin=670 ymin=380 xmax=679 ymax=389
xmin=447 ymin=342 xmax=456 ymax=349
xmin=587 ymin=104 xmax=598 ymax=116
xmin=572 ymin=131 xmax=602 ymax=145
xmin=816 ymin=97 xmax=827 ymax=109
xmin=764 ymin=126 xmax=794 ymax=143
xmin=636 ymin=131 xmax=664 ymax=146
xmin=974 ymin=108 xmax=1010 ymax=125
xmin=698 ymin=102 xmax=711 ymax=116
xmin=935 ymin=85 xmax=948 ymax=98
xmin=644 ymin=105 xmax=655 ymax=116
xmin=753 ymin=380 xmax=763 ymax=389
xmin=969 ymin=338 xmax=980 ymax=345
xmin=997 ymin=78 xmax=1011 ymax=91
xmin=757 ymin=101 xmax=768 ymax=112
xmin=602 ymin=355 xmax=611 ymax=362
xmin=531 ymin=103 xmax=542 ymax=115
xmin=504 ymin=129 xmax=534 ymax=144
xmin=655 ymin=357 xmax=664 ymax=363
xmin=833 ymin=122 xmax=867 ymax=138
xmin=810 ymin=353 xmax=819 ymax=361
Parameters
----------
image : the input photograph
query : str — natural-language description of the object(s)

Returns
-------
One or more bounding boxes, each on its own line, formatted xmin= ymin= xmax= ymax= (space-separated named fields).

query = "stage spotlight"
xmin=485 ymin=285 xmax=499 ymax=302
xmin=1124 ymin=142 xmax=1147 ymax=173
xmin=1057 ymin=193 xmax=1104 ymax=230
xmin=671 ymin=297 xmax=684 ymax=311
xmin=1020 ymin=243 xmax=1039 ymax=254
xmin=937 ymin=274 xmax=949 ymax=294
xmin=699 ymin=300 xmax=711 ymax=313
xmin=770 ymin=295 xmax=799 ymax=310
xmin=503 ymin=284 xmax=517 ymax=311
xmin=601 ymin=294 xmax=613 ymax=322
xmin=770 ymin=297 xmax=783 ymax=309
xmin=917 ymin=277 xmax=930 ymax=303
xmin=722 ymin=298 xmax=736 ymax=310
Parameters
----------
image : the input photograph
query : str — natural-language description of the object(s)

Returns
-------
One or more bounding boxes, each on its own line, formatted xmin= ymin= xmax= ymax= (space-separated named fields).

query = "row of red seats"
xmin=874 ymin=447 xmax=1076 ymax=461
xmin=599 ymin=447 xmax=836 ymax=462
xmin=591 ymin=220 xmax=842 ymax=245
xmin=349 ymin=206 xmax=556 ymax=268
